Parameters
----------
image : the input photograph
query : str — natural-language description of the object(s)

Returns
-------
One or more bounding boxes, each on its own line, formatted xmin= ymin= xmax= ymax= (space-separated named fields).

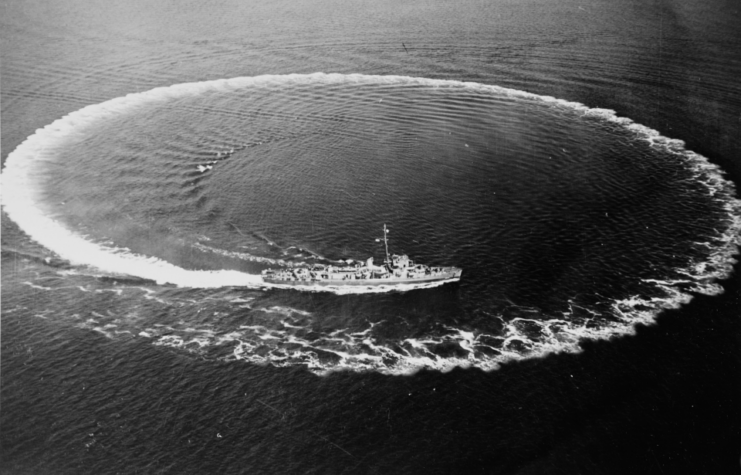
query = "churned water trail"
xmin=3 ymin=73 xmax=740 ymax=374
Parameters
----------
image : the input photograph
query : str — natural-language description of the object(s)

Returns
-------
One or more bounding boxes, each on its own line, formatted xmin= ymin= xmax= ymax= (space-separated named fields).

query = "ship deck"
xmin=262 ymin=268 xmax=462 ymax=286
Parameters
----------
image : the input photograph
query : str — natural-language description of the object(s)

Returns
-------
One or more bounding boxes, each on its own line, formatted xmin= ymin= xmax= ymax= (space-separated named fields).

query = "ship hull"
xmin=262 ymin=268 xmax=462 ymax=287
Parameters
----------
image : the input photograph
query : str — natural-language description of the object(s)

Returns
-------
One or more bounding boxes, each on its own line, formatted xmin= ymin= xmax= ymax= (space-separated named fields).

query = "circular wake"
xmin=3 ymin=73 xmax=740 ymax=374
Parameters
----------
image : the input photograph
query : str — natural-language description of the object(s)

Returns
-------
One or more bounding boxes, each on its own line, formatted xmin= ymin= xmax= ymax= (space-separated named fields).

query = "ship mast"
xmin=383 ymin=224 xmax=391 ymax=265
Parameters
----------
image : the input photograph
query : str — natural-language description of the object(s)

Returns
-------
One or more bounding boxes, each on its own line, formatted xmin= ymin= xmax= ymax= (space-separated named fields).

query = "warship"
xmin=261 ymin=225 xmax=462 ymax=287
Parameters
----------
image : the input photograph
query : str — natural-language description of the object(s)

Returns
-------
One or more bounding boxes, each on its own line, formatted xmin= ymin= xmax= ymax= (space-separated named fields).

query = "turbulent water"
xmin=4 ymin=73 xmax=739 ymax=375
xmin=3 ymin=0 xmax=741 ymax=473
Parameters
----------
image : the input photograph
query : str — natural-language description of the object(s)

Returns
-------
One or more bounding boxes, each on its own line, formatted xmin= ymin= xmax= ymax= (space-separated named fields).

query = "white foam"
xmin=5 ymin=73 xmax=738 ymax=297
xmin=194 ymin=242 xmax=299 ymax=267
xmin=22 ymin=282 xmax=53 ymax=291
xmin=263 ymin=306 xmax=312 ymax=317
xmin=4 ymin=73 xmax=741 ymax=375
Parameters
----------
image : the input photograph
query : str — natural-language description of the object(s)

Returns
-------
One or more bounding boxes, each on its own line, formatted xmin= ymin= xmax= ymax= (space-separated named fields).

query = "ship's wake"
xmin=3 ymin=73 xmax=740 ymax=374
xmin=22 ymin=273 xmax=704 ymax=376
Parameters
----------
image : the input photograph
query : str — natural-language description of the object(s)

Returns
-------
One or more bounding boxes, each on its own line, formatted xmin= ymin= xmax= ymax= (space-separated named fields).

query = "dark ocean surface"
xmin=2 ymin=0 xmax=740 ymax=473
